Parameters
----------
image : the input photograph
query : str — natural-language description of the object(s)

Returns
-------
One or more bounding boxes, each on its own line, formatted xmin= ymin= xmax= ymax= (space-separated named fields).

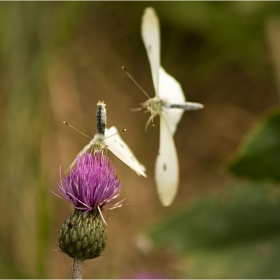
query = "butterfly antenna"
xmin=103 ymin=128 xmax=127 ymax=140
xmin=63 ymin=121 xmax=92 ymax=140
xmin=122 ymin=66 xmax=151 ymax=99
xmin=151 ymin=116 xmax=155 ymax=127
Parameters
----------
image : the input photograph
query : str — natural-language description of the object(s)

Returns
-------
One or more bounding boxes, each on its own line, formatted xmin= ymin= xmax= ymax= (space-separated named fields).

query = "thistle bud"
xmin=58 ymin=210 xmax=106 ymax=260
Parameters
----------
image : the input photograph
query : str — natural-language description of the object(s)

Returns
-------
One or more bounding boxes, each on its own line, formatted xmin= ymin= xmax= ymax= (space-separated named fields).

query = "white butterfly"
xmin=70 ymin=101 xmax=146 ymax=177
xmin=140 ymin=7 xmax=203 ymax=206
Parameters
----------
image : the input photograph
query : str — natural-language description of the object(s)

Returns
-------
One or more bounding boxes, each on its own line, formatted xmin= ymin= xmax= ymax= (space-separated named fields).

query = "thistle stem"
xmin=72 ymin=259 xmax=83 ymax=279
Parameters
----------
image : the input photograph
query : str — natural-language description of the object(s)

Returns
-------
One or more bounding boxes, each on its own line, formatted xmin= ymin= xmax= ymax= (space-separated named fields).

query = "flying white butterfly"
xmin=70 ymin=101 xmax=146 ymax=177
xmin=140 ymin=7 xmax=203 ymax=206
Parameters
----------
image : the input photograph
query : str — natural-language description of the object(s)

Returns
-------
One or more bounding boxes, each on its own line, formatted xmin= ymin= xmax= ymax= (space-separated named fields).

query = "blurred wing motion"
xmin=158 ymin=67 xmax=185 ymax=135
xmin=105 ymin=126 xmax=147 ymax=177
xmin=155 ymin=116 xmax=179 ymax=206
xmin=159 ymin=67 xmax=203 ymax=134
xmin=141 ymin=7 xmax=203 ymax=206
xmin=141 ymin=7 xmax=160 ymax=95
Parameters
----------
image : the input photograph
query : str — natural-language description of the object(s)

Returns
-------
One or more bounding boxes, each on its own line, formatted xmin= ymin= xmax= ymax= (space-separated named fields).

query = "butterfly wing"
xmin=105 ymin=126 xmax=147 ymax=177
xmin=141 ymin=7 xmax=160 ymax=95
xmin=158 ymin=67 xmax=186 ymax=135
xmin=69 ymin=140 xmax=94 ymax=169
xmin=155 ymin=114 xmax=179 ymax=206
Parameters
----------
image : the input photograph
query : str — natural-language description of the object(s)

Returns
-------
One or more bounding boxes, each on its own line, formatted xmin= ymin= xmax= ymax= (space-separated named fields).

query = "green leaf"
xmin=185 ymin=235 xmax=280 ymax=278
xmin=228 ymin=107 xmax=280 ymax=182
xmin=143 ymin=183 xmax=280 ymax=278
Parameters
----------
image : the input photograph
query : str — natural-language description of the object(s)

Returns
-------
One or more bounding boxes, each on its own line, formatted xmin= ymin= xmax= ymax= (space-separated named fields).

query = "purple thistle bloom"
xmin=55 ymin=152 xmax=122 ymax=213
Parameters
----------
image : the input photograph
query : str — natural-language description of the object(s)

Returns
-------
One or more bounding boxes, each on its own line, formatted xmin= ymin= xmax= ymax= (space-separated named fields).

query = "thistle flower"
xmin=56 ymin=152 xmax=122 ymax=214
xmin=54 ymin=152 xmax=123 ymax=263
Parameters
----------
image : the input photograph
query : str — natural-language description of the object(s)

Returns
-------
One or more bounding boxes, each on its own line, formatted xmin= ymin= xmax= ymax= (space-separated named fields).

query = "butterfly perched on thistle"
xmin=69 ymin=101 xmax=146 ymax=177
xmin=125 ymin=8 xmax=203 ymax=206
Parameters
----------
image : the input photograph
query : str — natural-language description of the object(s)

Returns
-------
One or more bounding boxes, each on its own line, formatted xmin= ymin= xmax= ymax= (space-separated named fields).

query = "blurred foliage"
xmin=228 ymin=107 xmax=280 ymax=182
xmin=0 ymin=2 xmax=86 ymax=278
xmin=145 ymin=183 xmax=280 ymax=278
xmin=1 ymin=1 xmax=280 ymax=278
xmin=157 ymin=2 xmax=277 ymax=75
xmin=148 ymin=183 xmax=280 ymax=253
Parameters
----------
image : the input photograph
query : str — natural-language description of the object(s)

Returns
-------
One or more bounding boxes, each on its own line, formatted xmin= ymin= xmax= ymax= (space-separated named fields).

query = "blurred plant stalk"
xmin=267 ymin=17 xmax=280 ymax=100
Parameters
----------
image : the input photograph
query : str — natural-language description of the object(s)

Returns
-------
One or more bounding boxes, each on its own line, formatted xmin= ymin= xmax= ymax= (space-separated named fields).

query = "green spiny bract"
xmin=58 ymin=210 xmax=106 ymax=260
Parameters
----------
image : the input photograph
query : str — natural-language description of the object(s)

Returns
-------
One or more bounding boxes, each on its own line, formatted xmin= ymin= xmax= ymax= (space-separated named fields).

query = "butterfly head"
xmin=141 ymin=97 xmax=166 ymax=130
xmin=91 ymin=134 xmax=108 ymax=154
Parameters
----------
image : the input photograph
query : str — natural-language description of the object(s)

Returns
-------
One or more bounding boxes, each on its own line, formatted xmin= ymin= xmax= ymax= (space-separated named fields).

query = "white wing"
xmin=105 ymin=126 xmax=147 ymax=177
xmin=159 ymin=67 xmax=185 ymax=136
xmin=141 ymin=7 xmax=160 ymax=95
xmin=69 ymin=140 xmax=94 ymax=169
xmin=155 ymin=115 xmax=179 ymax=206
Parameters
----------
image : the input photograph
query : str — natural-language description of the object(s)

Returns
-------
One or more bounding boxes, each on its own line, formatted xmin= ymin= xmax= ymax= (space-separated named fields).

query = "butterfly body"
xmin=141 ymin=96 xmax=162 ymax=113
xmin=96 ymin=103 xmax=106 ymax=135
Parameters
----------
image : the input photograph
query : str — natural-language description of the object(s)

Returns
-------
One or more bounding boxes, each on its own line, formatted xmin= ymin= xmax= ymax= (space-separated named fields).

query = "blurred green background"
xmin=1 ymin=1 xmax=280 ymax=278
